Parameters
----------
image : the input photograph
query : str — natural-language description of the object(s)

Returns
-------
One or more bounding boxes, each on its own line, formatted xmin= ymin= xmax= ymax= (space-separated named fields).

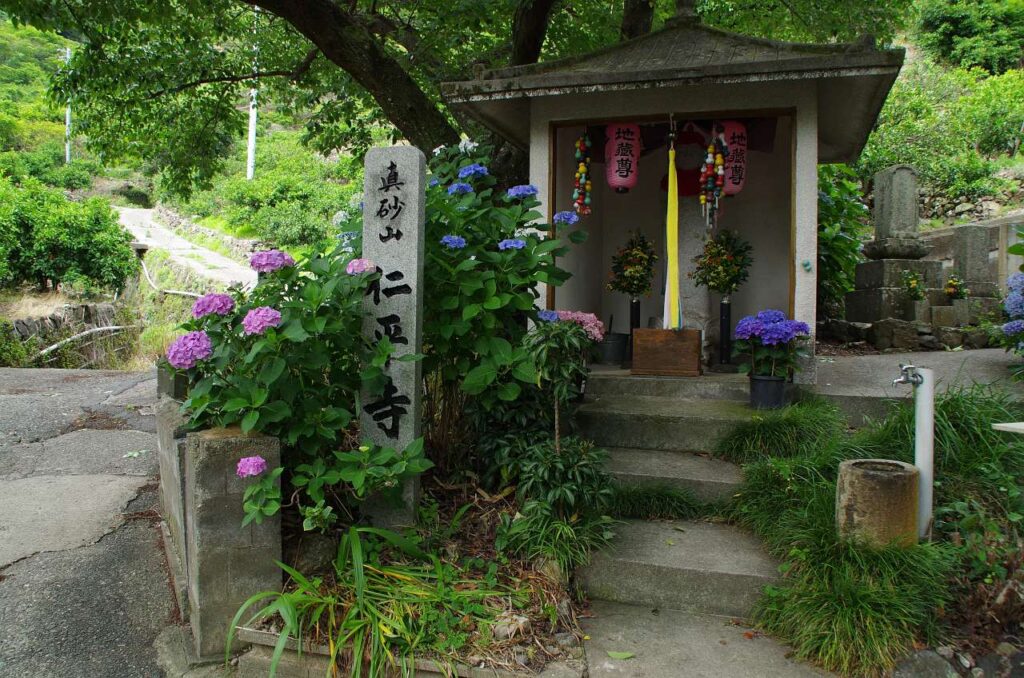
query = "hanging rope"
xmin=663 ymin=116 xmax=683 ymax=330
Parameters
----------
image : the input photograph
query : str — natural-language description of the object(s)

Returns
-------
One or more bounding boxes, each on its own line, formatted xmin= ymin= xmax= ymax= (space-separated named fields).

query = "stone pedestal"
xmin=845 ymin=259 xmax=943 ymax=323
xmin=185 ymin=428 xmax=281 ymax=658
xmin=864 ymin=166 xmax=930 ymax=261
xmin=953 ymin=224 xmax=999 ymax=298
xmin=157 ymin=394 xmax=189 ymax=619
xmin=836 ymin=459 xmax=919 ymax=547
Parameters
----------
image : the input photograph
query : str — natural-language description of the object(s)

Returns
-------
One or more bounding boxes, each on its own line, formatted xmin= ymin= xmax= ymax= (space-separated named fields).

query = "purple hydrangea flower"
xmin=242 ymin=307 xmax=282 ymax=336
xmin=498 ymin=238 xmax=526 ymax=251
xmin=1008 ymin=273 xmax=1024 ymax=294
xmin=506 ymin=184 xmax=539 ymax=199
xmin=756 ymin=309 xmax=786 ymax=324
xmin=346 ymin=258 xmax=377 ymax=275
xmin=760 ymin=319 xmax=809 ymax=346
xmin=538 ymin=309 xmax=559 ymax=322
xmin=440 ymin=235 xmax=466 ymax=249
xmin=191 ymin=293 xmax=235 ymax=319
xmin=250 ymin=249 xmax=295 ymax=273
xmin=553 ymin=210 xmax=580 ymax=226
xmin=1003 ymin=319 xmax=1024 ymax=336
xmin=448 ymin=182 xmax=474 ymax=195
xmin=457 ymin=163 xmax=489 ymax=179
xmin=734 ymin=316 xmax=763 ymax=340
xmin=1005 ymin=289 xmax=1024 ymax=319
xmin=166 ymin=331 xmax=213 ymax=370
xmin=236 ymin=455 xmax=268 ymax=478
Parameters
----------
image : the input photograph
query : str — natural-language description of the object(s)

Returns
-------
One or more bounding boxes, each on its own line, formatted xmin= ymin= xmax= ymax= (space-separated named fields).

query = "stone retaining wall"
xmin=9 ymin=302 xmax=117 ymax=343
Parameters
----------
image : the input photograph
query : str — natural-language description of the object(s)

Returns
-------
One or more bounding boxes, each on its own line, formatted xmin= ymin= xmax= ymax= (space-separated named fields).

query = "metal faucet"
xmin=893 ymin=363 xmax=924 ymax=387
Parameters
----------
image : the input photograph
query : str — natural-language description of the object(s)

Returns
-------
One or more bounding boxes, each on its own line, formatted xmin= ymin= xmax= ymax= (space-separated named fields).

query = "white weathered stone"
xmin=359 ymin=146 xmax=426 ymax=528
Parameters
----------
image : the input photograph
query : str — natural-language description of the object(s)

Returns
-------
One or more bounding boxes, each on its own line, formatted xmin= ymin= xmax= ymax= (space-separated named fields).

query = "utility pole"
xmin=246 ymin=9 xmax=259 ymax=180
xmin=63 ymin=47 xmax=72 ymax=165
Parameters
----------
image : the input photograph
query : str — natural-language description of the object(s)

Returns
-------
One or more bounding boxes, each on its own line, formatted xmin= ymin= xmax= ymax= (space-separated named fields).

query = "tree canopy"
xmin=0 ymin=0 xmax=914 ymax=194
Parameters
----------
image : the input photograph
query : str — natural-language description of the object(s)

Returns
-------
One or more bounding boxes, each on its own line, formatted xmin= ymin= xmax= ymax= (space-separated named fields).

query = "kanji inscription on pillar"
xmin=359 ymin=146 xmax=425 ymax=526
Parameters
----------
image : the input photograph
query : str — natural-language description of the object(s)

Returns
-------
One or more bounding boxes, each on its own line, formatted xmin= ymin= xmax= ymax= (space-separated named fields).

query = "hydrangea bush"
xmin=732 ymin=309 xmax=811 ymax=378
xmin=1000 ymin=273 xmax=1024 ymax=379
xmin=336 ymin=142 xmax=587 ymax=470
xmin=164 ymin=246 xmax=431 ymax=527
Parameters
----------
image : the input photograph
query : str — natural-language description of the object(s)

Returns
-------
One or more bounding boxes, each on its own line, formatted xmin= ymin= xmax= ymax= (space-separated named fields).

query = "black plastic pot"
xmin=749 ymin=375 xmax=787 ymax=410
xmin=597 ymin=333 xmax=628 ymax=365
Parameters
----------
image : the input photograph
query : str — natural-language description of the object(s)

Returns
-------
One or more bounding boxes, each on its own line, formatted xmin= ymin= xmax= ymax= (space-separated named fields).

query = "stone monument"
xmin=359 ymin=145 xmax=426 ymax=528
xmin=846 ymin=165 xmax=943 ymax=323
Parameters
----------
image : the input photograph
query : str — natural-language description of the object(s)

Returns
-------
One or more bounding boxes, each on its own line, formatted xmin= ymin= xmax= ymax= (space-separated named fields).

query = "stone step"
xmin=582 ymin=600 xmax=830 ymax=677
xmin=578 ymin=395 xmax=753 ymax=453
xmin=581 ymin=520 xmax=778 ymax=619
xmin=586 ymin=370 xmax=749 ymax=401
xmin=605 ymin=447 xmax=743 ymax=504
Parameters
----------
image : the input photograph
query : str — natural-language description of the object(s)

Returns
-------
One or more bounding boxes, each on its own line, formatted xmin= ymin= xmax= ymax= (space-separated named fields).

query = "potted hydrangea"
xmin=732 ymin=309 xmax=810 ymax=409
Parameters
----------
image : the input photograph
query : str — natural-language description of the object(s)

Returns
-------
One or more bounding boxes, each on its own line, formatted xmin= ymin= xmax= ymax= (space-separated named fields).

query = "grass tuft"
xmin=715 ymin=398 xmax=845 ymax=464
xmin=606 ymin=484 xmax=705 ymax=520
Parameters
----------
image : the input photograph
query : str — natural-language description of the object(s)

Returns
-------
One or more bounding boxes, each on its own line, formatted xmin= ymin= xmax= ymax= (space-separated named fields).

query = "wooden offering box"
xmin=630 ymin=328 xmax=702 ymax=377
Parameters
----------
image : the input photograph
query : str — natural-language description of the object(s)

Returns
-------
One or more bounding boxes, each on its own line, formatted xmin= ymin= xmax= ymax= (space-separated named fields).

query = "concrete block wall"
xmin=184 ymin=428 xmax=282 ymax=658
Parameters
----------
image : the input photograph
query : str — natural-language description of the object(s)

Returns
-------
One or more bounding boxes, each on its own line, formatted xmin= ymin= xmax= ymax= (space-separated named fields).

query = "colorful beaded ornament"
xmin=699 ymin=124 xmax=730 ymax=228
xmin=572 ymin=133 xmax=593 ymax=215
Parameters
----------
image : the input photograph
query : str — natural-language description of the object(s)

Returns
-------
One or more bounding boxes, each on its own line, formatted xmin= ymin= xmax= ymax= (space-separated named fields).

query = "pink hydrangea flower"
xmin=346 ymin=258 xmax=377 ymax=275
xmin=242 ymin=306 xmax=282 ymax=335
xmin=236 ymin=455 xmax=268 ymax=478
xmin=556 ymin=310 xmax=605 ymax=342
xmin=166 ymin=330 xmax=213 ymax=369
xmin=191 ymin=293 xmax=235 ymax=319
xmin=250 ymin=250 xmax=295 ymax=273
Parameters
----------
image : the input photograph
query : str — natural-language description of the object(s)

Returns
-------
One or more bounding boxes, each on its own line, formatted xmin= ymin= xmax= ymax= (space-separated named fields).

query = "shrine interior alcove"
xmin=551 ymin=116 xmax=792 ymax=339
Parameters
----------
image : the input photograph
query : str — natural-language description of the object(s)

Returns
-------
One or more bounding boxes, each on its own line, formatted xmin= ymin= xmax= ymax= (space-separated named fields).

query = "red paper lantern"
xmin=605 ymin=123 xmax=640 ymax=193
xmin=720 ymin=120 xmax=747 ymax=196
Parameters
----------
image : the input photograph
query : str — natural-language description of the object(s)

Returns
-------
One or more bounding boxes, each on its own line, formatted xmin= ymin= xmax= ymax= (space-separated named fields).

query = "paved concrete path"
xmin=116 ymin=207 xmax=256 ymax=289
xmin=0 ymin=368 xmax=177 ymax=677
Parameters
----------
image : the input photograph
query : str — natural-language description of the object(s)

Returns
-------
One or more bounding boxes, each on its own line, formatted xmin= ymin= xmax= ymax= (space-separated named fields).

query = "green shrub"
xmin=817 ymin=164 xmax=867 ymax=320
xmin=515 ymin=436 xmax=613 ymax=517
xmin=496 ymin=500 xmax=615 ymax=573
xmin=917 ymin=0 xmax=1024 ymax=75
xmin=0 ymin=321 xmax=30 ymax=367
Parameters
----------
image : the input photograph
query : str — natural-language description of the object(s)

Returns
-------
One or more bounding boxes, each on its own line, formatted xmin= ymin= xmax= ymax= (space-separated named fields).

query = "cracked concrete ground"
xmin=0 ymin=368 xmax=178 ymax=678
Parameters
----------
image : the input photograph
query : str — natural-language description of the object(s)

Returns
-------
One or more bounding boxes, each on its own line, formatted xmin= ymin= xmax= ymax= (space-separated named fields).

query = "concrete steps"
xmin=581 ymin=519 xmax=778 ymax=619
xmin=586 ymin=370 xmax=749 ymax=401
xmin=578 ymin=394 xmax=753 ymax=453
xmin=605 ymin=447 xmax=743 ymax=504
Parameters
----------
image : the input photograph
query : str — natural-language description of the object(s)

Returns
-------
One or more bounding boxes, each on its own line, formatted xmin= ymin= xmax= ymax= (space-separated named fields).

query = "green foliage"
xmin=715 ymin=399 xmax=845 ymax=464
xmin=0 ymin=176 xmax=138 ymax=291
xmin=860 ymin=59 xmax=1024 ymax=200
xmin=606 ymin=484 xmax=704 ymax=520
xmin=607 ymin=231 xmax=657 ymax=297
xmin=689 ymin=229 xmax=753 ymax=296
xmin=0 ymin=320 xmax=30 ymax=367
xmin=916 ymin=0 xmax=1024 ymax=74
xmin=168 ymin=131 xmax=362 ymax=248
xmin=515 ymin=437 xmax=613 ymax=518
xmin=816 ymin=164 xmax=867 ymax=320
xmin=728 ymin=386 xmax=1024 ymax=675
xmin=496 ymin=500 xmax=616 ymax=574
xmin=229 ymin=527 xmax=504 ymax=677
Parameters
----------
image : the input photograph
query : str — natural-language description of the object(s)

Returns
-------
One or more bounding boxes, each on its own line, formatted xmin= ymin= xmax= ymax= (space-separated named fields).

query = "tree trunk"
xmin=244 ymin=0 xmax=459 ymax=151
xmin=511 ymin=0 xmax=562 ymax=66
xmin=621 ymin=0 xmax=655 ymax=40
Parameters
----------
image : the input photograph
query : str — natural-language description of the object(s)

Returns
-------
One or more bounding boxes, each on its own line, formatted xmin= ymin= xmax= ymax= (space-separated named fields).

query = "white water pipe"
xmin=246 ymin=88 xmax=258 ymax=180
xmin=893 ymin=364 xmax=935 ymax=540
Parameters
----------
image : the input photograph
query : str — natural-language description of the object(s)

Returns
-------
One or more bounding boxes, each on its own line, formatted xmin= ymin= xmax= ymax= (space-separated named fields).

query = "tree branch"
xmin=144 ymin=47 xmax=320 ymax=100
xmin=511 ymin=0 xmax=561 ymax=66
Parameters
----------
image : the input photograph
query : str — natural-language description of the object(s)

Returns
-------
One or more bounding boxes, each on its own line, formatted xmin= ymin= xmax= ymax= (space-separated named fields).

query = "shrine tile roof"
xmin=442 ymin=18 xmax=904 ymax=163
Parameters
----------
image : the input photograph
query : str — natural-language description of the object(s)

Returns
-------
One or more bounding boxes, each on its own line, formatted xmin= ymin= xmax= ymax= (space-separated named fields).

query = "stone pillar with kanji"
xmin=360 ymin=146 xmax=426 ymax=528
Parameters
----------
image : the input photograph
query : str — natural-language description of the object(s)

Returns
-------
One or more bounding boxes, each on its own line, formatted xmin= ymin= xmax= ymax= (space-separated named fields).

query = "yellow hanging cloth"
xmin=665 ymin=141 xmax=682 ymax=329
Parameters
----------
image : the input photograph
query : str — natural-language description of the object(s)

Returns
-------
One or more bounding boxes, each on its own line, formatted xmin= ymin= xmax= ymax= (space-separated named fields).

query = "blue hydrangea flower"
xmin=1003 ymin=319 xmax=1024 ymax=336
xmin=457 ymin=163 xmax=489 ymax=179
xmin=538 ymin=309 xmax=559 ymax=322
xmin=734 ymin=316 xmax=763 ymax=340
xmin=428 ymin=177 xmax=440 ymax=187
xmin=440 ymin=235 xmax=466 ymax=249
xmin=498 ymin=238 xmax=526 ymax=251
xmin=1008 ymin=273 xmax=1024 ymax=294
xmin=448 ymin=182 xmax=474 ymax=195
xmin=506 ymin=184 xmax=539 ymax=199
xmin=553 ymin=210 xmax=580 ymax=225
xmin=1005 ymin=289 xmax=1024 ymax=319
xmin=755 ymin=309 xmax=786 ymax=324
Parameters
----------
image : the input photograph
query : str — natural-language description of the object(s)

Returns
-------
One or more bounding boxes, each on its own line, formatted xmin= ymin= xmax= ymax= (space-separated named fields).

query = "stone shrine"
xmin=846 ymin=166 xmax=943 ymax=324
